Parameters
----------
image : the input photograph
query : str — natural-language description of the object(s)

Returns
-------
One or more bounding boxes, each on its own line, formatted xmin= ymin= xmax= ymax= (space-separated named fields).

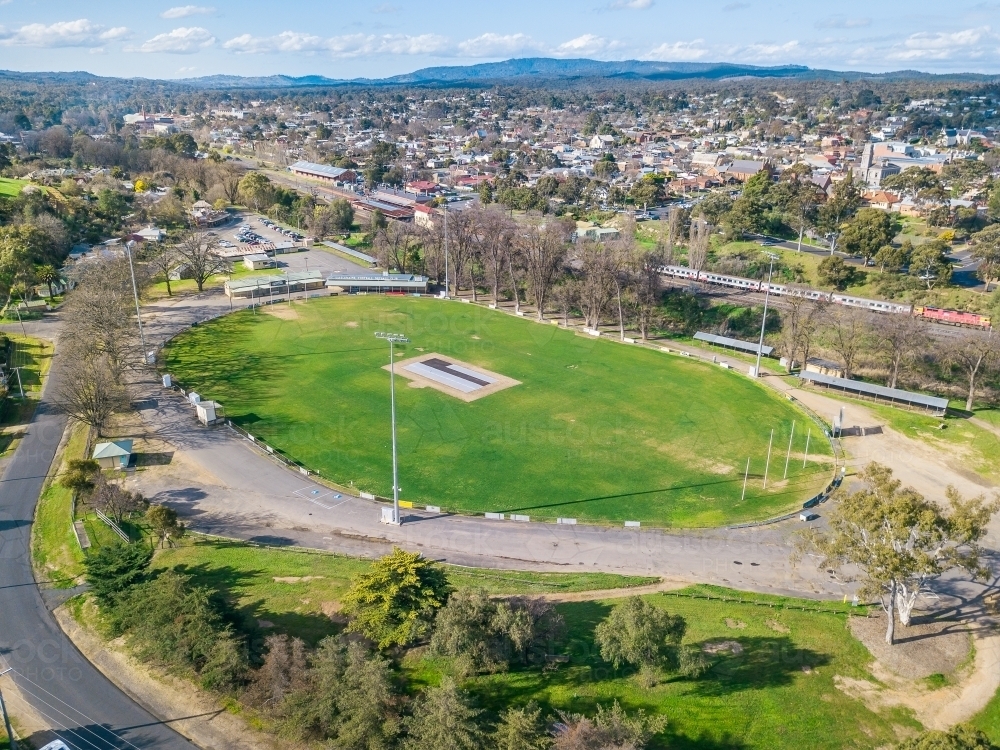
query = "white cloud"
xmin=457 ymin=33 xmax=541 ymax=57
xmin=223 ymin=31 xmax=448 ymax=57
xmin=554 ymin=34 xmax=620 ymax=57
xmin=815 ymin=16 xmax=871 ymax=29
xmin=646 ymin=39 xmax=709 ymax=60
xmin=609 ymin=0 xmax=653 ymax=9
xmin=161 ymin=5 xmax=215 ymax=19
xmin=133 ymin=26 xmax=215 ymax=53
xmin=736 ymin=40 xmax=800 ymax=59
xmin=888 ymin=26 xmax=995 ymax=60
xmin=0 ymin=19 xmax=131 ymax=48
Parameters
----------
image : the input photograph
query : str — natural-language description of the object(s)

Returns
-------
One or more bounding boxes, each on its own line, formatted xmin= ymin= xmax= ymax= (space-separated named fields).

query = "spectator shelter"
xmin=321 ymin=241 xmax=377 ymax=266
xmin=326 ymin=273 xmax=429 ymax=294
xmin=797 ymin=371 xmax=948 ymax=415
xmin=693 ymin=331 xmax=773 ymax=357
xmin=92 ymin=439 xmax=133 ymax=470
xmin=225 ymin=271 xmax=326 ymax=299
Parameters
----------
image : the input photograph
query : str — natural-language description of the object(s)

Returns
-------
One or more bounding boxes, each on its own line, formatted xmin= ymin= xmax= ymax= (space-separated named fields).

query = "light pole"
xmin=124 ymin=241 xmax=148 ymax=365
xmin=0 ymin=668 xmax=17 ymax=750
xmin=753 ymin=253 xmax=778 ymax=378
xmin=376 ymin=331 xmax=410 ymax=525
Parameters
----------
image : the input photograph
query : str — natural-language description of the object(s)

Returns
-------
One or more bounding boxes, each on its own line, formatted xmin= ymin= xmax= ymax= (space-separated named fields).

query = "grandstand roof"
xmin=797 ymin=371 xmax=948 ymax=414
xmin=694 ymin=331 xmax=773 ymax=356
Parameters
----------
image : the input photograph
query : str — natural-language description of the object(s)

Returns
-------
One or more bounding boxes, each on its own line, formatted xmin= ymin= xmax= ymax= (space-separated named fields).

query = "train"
xmin=658 ymin=265 xmax=991 ymax=329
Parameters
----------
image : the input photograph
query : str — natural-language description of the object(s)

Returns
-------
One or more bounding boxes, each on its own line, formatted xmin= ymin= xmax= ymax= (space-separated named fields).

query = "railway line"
xmin=660 ymin=277 xmax=973 ymax=341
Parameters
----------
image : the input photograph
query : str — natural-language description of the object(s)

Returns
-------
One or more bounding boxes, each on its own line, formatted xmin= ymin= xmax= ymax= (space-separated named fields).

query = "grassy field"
xmin=31 ymin=423 xmax=88 ymax=586
xmin=404 ymin=585 xmax=915 ymax=749
xmin=972 ymin=686 xmax=1000 ymax=742
xmin=147 ymin=263 xmax=284 ymax=299
xmin=0 ymin=177 xmax=27 ymax=197
xmin=152 ymin=538 xmax=658 ymax=644
xmin=163 ymin=296 xmax=833 ymax=526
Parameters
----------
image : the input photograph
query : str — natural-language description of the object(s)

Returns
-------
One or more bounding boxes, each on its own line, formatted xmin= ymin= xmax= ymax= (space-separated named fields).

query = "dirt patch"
xmin=344 ymin=321 xmax=359 ymax=328
xmin=835 ymin=613 xmax=1000 ymax=730
xmin=525 ymin=579 xmax=686 ymax=602
xmin=766 ymin=619 xmax=790 ymax=633
xmin=849 ymin=614 xmax=972 ymax=680
xmin=257 ymin=619 xmax=275 ymax=628
xmin=273 ymin=575 xmax=324 ymax=583
xmin=703 ymin=640 xmax=744 ymax=655
xmin=725 ymin=618 xmax=747 ymax=629
xmin=264 ymin=303 xmax=299 ymax=320
xmin=321 ymin=600 xmax=348 ymax=624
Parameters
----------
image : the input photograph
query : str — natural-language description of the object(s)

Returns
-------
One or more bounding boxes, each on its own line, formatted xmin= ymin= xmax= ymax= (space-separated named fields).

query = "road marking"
xmin=294 ymin=485 xmax=348 ymax=511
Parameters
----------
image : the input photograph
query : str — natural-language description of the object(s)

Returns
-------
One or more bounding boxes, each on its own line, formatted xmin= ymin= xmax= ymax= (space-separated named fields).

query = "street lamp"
xmin=753 ymin=253 xmax=779 ymax=378
xmin=375 ymin=331 xmax=410 ymax=525
xmin=124 ymin=241 xmax=147 ymax=364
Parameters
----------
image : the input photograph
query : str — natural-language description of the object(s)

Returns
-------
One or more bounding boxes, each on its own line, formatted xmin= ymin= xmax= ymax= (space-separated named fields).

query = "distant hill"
xmin=1 ymin=58 xmax=996 ymax=91
xmin=384 ymin=58 xmax=813 ymax=83
xmin=173 ymin=58 xmax=999 ymax=88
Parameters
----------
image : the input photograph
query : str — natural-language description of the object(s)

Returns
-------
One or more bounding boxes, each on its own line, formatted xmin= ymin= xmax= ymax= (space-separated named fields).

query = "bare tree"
xmin=551 ymin=277 xmax=580 ymax=327
xmin=55 ymin=351 xmax=130 ymax=436
xmin=948 ymin=329 xmax=1000 ymax=411
xmin=444 ymin=209 xmax=478 ymax=297
xmin=91 ymin=474 xmax=148 ymax=524
xmin=373 ymin=221 xmax=418 ymax=273
xmin=217 ymin=166 xmax=243 ymax=205
xmin=687 ymin=219 xmax=710 ymax=275
xmin=476 ymin=208 xmax=515 ymax=304
xmin=876 ymin=315 xmax=929 ymax=389
xmin=631 ymin=245 xmax=665 ymax=341
xmin=143 ymin=243 xmax=179 ymax=297
xmin=503 ymin=231 xmax=526 ymax=314
xmin=62 ymin=258 xmax=147 ymax=382
xmin=797 ymin=300 xmax=827 ymax=373
xmin=174 ymin=232 xmax=227 ymax=292
xmin=608 ymin=241 xmax=633 ymax=340
xmin=578 ymin=241 xmax=614 ymax=330
xmin=824 ymin=307 xmax=871 ymax=380
xmin=522 ymin=220 xmax=571 ymax=321
xmin=663 ymin=207 xmax=680 ymax=266
xmin=776 ymin=293 xmax=810 ymax=371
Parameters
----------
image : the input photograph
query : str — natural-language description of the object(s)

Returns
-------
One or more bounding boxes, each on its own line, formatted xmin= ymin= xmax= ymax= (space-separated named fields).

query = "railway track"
xmin=661 ymin=279 xmax=971 ymax=341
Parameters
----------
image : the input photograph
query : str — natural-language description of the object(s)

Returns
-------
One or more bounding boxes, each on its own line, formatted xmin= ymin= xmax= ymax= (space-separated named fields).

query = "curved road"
xmin=0 ymin=320 xmax=192 ymax=750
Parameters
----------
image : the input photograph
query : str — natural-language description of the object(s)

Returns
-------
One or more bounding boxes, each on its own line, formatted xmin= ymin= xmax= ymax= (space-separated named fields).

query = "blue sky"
xmin=0 ymin=0 xmax=997 ymax=79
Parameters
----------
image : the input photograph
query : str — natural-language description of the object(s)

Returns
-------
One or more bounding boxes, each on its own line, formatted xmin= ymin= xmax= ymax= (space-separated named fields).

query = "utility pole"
xmin=803 ymin=427 xmax=811 ymax=468
xmin=0 ymin=669 xmax=18 ymax=750
xmin=124 ymin=242 xmax=147 ymax=365
xmin=753 ymin=253 xmax=778 ymax=378
xmin=375 ymin=332 xmax=410 ymax=525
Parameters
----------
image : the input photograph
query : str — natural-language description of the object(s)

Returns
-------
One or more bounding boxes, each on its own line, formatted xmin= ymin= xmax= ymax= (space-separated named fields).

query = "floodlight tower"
xmin=375 ymin=331 xmax=410 ymax=525
xmin=753 ymin=253 xmax=779 ymax=378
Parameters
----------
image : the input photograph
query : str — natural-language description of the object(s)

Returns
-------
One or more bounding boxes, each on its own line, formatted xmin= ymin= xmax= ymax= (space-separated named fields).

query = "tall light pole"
xmin=124 ymin=241 xmax=147 ymax=364
xmin=753 ymin=253 xmax=778 ymax=378
xmin=376 ymin=331 xmax=410 ymax=525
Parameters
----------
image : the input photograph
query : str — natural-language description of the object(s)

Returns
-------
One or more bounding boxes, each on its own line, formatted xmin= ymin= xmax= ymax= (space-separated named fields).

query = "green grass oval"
xmin=163 ymin=296 xmax=833 ymax=526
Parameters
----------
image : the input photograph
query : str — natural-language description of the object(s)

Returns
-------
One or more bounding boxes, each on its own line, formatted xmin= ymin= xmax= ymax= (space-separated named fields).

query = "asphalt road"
xmin=0 ymin=324 xmax=192 ymax=750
